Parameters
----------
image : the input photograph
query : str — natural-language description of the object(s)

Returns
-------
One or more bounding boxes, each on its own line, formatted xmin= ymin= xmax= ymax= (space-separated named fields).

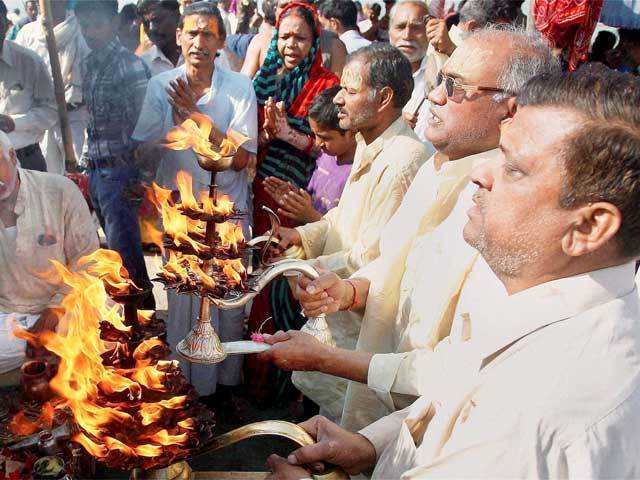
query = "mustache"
xmin=190 ymin=49 xmax=211 ymax=56
xmin=472 ymin=188 xmax=487 ymax=211
xmin=395 ymin=40 xmax=421 ymax=49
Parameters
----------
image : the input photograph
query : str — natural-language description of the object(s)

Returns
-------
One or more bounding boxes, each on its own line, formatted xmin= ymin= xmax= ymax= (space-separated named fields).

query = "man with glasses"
xmin=259 ymin=27 xmax=559 ymax=432
xmin=267 ymin=64 xmax=640 ymax=480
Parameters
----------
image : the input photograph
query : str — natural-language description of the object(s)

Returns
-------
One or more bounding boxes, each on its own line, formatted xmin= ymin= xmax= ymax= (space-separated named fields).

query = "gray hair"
xmin=467 ymin=25 xmax=560 ymax=102
xmin=459 ymin=0 xmax=523 ymax=27
xmin=389 ymin=0 xmax=428 ymax=23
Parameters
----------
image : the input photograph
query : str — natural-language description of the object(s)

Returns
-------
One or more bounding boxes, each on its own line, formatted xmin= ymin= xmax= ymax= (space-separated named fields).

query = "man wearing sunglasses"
xmin=259 ymin=27 xmax=559 ymax=431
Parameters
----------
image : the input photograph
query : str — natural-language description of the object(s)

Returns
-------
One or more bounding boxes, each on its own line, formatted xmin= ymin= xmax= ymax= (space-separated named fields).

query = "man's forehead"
xmin=443 ymin=40 xmax=497 ymax=81
xmin=503 ymin=105 xmax=584 ymax=164
xmin=341 ymin=60 xmax=367 ymax=90
xmin=183 ymin=15 xmax=219 ymax=34
xmin=391 ymin=3 xmax=427 ymax=23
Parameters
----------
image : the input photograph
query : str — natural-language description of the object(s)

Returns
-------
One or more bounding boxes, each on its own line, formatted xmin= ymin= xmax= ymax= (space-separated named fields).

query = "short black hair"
xmin=0 ymin=0 xmax=6 ymax=18
xmin=75 ymin=0 xmax=118 ymax=17
xmin=518 ymin=65 xmax=640 ymax=258
xmin=318 ymin=0 xmax=357 ymax=29
xmin=137 ymin=0 xmax=180 ymax=14
xmin=178 ymin=1 xmax=226 ymax=39
xmin=263 ymin=0 xmax=277 ymax=25
xmin=308 ymin=85 xmax=344 ymax=132
xmin=119 ymin=3 xmax=138 ymax=23
xmin=350 ymin=43 xmax=414 ymax=108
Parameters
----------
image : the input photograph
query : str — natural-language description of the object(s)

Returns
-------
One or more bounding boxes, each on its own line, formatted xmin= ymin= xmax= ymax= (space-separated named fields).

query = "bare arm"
xmin=241 ymin=33 xmax=266 ymax=77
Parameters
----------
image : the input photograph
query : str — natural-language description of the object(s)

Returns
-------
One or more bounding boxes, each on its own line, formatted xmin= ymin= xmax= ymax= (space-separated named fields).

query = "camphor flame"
xmin=79 ymin=249 xmax=137 ymax=295
xmin=13 ymin=251 xmax=195 ymax=469
xmin=215 ymin=258 xmax=245 ymax=288
xmin=165 ymin=112 xmax=249 ymax=161
xmin=176 ymin=171 xmax=199 ymax=211
xmin=216 ymin=222 xmax=244 ymax=252
xmin=151 ymin=181 xmax=209 ymax=254
xmin=201 ymin=192 xmax=235 ymax=217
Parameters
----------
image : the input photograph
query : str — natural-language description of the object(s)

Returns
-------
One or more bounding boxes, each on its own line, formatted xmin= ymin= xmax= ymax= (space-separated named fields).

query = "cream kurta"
xmin=0 ymin=169 xmax=99 ymax=315
xmin=292 ymin=116 xmax=429 ymax=420
xmin=360 ymin=262 xmax=640 ymax=479
xmin=340 ymin=149 xmax=502 ymax=432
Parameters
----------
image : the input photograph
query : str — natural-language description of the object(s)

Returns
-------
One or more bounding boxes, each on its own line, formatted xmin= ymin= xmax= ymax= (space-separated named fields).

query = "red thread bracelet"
xmin=344 ymin=279 xmax=358 ymax=311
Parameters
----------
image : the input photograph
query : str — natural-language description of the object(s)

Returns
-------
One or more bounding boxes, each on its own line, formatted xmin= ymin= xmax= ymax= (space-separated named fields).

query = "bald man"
xmin=0 ymin=132 xmax=98 ymax=384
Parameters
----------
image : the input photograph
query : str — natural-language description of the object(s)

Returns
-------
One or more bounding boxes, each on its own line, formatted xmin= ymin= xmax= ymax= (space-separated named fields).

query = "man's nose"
xmin=333 ymin=90 xmax=344 ymax=106
xmin=428 ymin=81 xmax=447 ymax=106
xmin=470 ymin=157 xmax=499 ymax=192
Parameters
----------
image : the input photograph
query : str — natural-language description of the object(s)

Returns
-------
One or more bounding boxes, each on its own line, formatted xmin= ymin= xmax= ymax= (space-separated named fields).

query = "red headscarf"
xmin=534 ymin=0 xmax=604 ymax=71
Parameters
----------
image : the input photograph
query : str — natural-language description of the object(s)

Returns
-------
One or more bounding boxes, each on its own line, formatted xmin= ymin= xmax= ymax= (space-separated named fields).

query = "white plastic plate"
xmin=222 ymin=340 xmax=270 ymax=354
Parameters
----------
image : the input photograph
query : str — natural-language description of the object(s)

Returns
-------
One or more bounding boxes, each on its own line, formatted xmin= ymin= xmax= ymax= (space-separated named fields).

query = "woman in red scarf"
xmin=247 ymin=2 xmax=339 ymax=405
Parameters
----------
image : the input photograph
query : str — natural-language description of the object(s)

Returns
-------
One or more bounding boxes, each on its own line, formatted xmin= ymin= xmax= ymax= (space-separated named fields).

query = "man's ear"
xmin=8 ymin=148 xmax=17 ymax=168
xmin=506 ymin=97 xmax=518 ymax=118
xmin=561 ymin=202 xmax=622 ymax=257
xmin=377 ymin=86 xmax=394 ymax=112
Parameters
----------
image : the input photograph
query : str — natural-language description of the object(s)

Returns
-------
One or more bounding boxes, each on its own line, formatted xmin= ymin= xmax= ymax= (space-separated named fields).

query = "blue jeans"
xmin=88 ymin=164 xmax=151 ymax=290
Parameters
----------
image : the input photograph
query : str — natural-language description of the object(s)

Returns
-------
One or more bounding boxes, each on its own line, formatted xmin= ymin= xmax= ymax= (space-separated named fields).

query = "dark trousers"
xmin=88 ymin=161 xmax=155 ymax=310
xmin=16 ymin=144 xmax=46 ymax=172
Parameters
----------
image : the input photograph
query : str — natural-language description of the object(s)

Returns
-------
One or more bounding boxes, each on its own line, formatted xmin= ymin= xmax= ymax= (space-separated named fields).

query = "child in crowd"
xmin=263 ymin=85 xmax=356 ymax=222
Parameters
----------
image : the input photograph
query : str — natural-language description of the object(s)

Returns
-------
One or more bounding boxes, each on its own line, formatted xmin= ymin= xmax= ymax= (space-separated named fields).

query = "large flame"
xmin=165 ymin=112 xmax=249 ymax=161
xmin=79 ymin=249 xmax=137 ymax=295
xmin=14 ymin=251 xmax=195 ymax=469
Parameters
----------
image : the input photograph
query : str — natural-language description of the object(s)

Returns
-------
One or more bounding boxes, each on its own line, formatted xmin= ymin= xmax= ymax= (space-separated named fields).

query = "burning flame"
xmin=141 ymin=219 xmax=165 ymax=254
xmin=216 ymin=222 xmax=244 ymax=251
xmin=176 ymin=171 xmax=199 ymax=211
xmin=201 ymin=192 xmax=235 ymax=217
xmin=165 ymin=112 xmax=249 ymax=161
xmin=79 ymin=249 xmax=137 ymax=295
xmin=14 ymin=251 xmax=195 ymax=470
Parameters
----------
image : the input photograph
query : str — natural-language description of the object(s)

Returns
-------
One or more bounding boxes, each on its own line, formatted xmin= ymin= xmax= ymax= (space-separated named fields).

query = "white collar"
xmin=472 ymin=262 xmax=637 ymax=362
xmin=339 ymin=29 xmax=364 ymax=40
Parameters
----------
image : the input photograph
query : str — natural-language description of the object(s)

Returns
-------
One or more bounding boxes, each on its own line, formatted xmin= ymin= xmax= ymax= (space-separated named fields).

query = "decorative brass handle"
xmin=199 ymin=420 xmax=350 ymax=480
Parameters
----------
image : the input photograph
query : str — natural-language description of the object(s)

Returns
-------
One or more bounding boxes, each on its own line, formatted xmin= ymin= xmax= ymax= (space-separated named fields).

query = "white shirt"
xmin=132 ymin=65 xmax=258 ymax=213
xmin=0 ymin=169 xmax=99 ymax=315
xmin=140 ymin=45 xmax=184 ymax=77
xmin=0 ymin=40 xmax=57 ymax=149
xmin=403 ymin=55 xmax=430 ymax=142
xmin=340 ymin=149 xmax=501 ymax=432
xmin=15 ymin=14 xmax=90 ymax=105
xmin=361 ymin=262 xmax=640 ymax=479
xmin=338 ymin=29 xmax=371 ymax=54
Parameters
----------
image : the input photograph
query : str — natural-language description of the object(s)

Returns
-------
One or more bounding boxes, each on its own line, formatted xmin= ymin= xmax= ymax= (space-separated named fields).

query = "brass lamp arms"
xmin=196 ymin=421 xmax=350 ymax=480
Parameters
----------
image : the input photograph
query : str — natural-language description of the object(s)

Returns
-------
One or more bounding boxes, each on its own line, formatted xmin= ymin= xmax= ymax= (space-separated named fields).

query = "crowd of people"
xmin=1 ymin=0 xmax=640 ymax=477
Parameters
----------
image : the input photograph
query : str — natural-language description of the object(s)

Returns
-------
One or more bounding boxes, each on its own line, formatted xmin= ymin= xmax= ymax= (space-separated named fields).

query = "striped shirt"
xmin=83 ymin=38 xmax=151 ymax=162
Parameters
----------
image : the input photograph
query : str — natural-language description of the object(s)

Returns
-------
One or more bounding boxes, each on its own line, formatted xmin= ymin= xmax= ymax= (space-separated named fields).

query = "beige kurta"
xmin=0 ymin=169 xmax=99 ymax=315
xmin=291 ymin=116 xmax=429 ymax=421
xmin=340 ymin=149 xmax=502 ymax=432
xmin=360 ymin=262 xmax=640 ymax=479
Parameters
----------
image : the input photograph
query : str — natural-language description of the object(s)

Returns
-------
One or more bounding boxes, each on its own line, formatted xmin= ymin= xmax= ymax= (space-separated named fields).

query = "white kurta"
xmin=15 ymin=14 xmax=90 ymax=173
xmin=360 ymin=262 xmax=640 ymax=479
xmin=291 ymin=116 xmax=429 ymax=421
xmin=132 ymin=65 xmax=257 ymax=395
xmin=0 ymin=169 xmax=98 ymax=374
xmin=340 ymin=149 xmax=502 ymax=432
